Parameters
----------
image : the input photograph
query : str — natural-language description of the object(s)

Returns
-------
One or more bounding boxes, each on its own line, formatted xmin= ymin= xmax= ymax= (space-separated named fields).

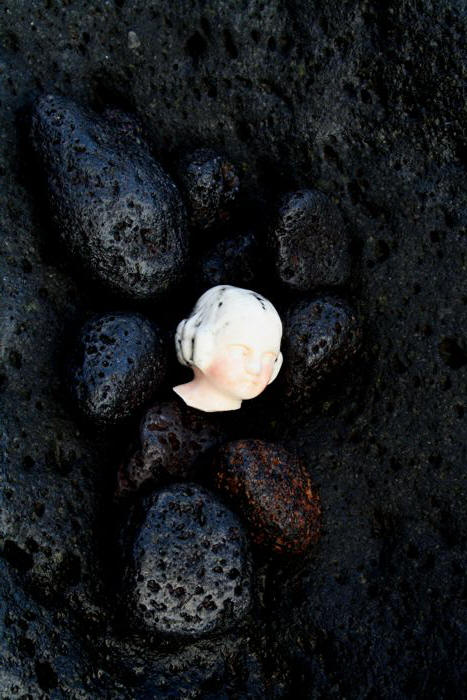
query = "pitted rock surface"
xmin=198 ymin=231 xmax=259 ymax=288
xmin=268 ymin=189 xmax=351 ymax=290
xmin=175 ymin=148 xmax=239 ymax=231
xmin=116 ymin=400 xmax=225 ymax=496
xmin=213 ymin=439 xmax=322 ymax=555
xmin=69 ymin=313 xmax=167 ymax=425
xmin=1 ymin=0 xmax=465 ymax=696
xmin=127 ymin=483 xmax=251 ymax=637
xmin=30 ymin=94 xmax=188 ymax=301
xmin=283 ymin=297 xmax=362 ymax=401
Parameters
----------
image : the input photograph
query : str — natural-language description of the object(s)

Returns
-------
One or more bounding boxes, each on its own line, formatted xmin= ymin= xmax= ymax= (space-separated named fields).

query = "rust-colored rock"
xmin=212 ymin=439 xmax=321 ymax=555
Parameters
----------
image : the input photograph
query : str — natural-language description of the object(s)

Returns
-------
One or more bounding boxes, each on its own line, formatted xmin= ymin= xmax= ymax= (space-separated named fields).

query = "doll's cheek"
xmin=207 ymin=358 xmax=242 ymax=386
xmin=206 ymin=359 xmax=233 ymax=384
xmin=206 ymin=359 xmax=226 ymax=379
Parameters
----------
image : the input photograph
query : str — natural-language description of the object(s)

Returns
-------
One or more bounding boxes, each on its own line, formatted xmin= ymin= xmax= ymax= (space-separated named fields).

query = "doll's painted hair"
xmin=175 ymin=285 xmax=283 ymax=381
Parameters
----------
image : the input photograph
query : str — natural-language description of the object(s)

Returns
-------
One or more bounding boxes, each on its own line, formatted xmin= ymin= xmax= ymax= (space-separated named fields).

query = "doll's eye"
xmin=263 ymin=352 xmax=277 ymax=362
xmin=229 ymin=344 xmax=249 ymax=355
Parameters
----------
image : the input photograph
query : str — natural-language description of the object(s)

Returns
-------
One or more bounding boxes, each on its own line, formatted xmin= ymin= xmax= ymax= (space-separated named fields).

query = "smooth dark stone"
xmin=213 ymin=439 xmax=321 ymax=555
xmin=30 ymin=95 xmax=188 ymax=301
xmin=69 ymin=312 xmax=167 ymax=425
xmin=126 ymin=483 xmax=252 ymax=638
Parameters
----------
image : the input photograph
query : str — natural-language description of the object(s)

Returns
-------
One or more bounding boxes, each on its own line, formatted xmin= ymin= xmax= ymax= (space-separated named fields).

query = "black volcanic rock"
xmin=1 ymin=0 xmax=465 ymax=697
xmin=125 ymin=483 xmax=252 ymax=638
xmin=198 ymin=231 xmax=259 ymax=288
xmin=283 ymin=297 xmax=362 ymax=401
xmin=116 ymin=400 xmax=226 ymax=497
xmin=30 ymin=95 xmax=188 ymax=301
xmin=69 ymin=313 xmax=167 ymax=425
xmin=269 ymin=189 xmax=350 ymax=290
xmin=176 ymin=148 xmax=239 ymax=230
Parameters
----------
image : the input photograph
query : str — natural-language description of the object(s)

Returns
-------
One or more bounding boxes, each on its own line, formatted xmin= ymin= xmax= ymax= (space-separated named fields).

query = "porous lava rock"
xmin=116 ymin=450 xmax=146 ymax=499
xmin=176 ymin=148 xmax=239 ymax=230
xmin=101 ymin=107 xmax=147 ymax=147
xmin=212 ymin=439 xmax=321 ymax=555
xmin=198 ymin=231 xmax=259 ymax=288
xmin=126 ymin=483 xmax=252 ymax=638
xmin=268 ymin=189 xmax=351 ymax=290
xmin=69 ymin=313 xmax=166 ymax=425
xmin=29 ymin=94 xmax=188 ymax=301
xmin=116 ymin=400 xmax=225 ymax=496
xmin=1 ymin=0 xmax=465 ymax=696
xmin=283 ymin=297 xmax=362 ymax=401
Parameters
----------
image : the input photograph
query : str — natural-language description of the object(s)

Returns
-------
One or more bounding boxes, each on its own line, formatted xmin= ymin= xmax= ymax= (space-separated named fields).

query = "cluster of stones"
xmin=30 ymin=95 xmax=360 ymax=640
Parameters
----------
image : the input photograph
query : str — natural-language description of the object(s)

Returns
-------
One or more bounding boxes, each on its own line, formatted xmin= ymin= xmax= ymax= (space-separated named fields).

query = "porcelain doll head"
xmin=173 ymin=285 xmax=283 ymax=412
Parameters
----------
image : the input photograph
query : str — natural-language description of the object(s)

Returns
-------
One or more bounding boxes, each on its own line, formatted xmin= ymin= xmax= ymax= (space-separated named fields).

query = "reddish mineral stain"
xmin=212 ymin=439 xmax=321 ymax=555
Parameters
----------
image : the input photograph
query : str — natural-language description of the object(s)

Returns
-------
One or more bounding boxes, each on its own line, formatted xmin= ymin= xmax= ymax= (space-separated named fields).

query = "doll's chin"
xmin=218 ymin=387 xmax=261 ymax=401
xmin=237 ymin=384 xmax=266 ymax=399
xmin=206 ymin=376 xmax=266 ymax=400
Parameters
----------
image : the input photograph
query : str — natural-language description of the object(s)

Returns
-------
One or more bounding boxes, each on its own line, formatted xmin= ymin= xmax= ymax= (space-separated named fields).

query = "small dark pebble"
xmin=30 ymin=94 xmax=188 ymax=301
xmin=212 ymin=439 xmax=321 ymax=556
xmin=283 ymin=297 xmax=362 ymax=401
xmin=175 ymin=148 xmax=239 ymax=230
xmin=268 ymin=189 xmax=351 ymax=290
xmin=125 ymin=483 xmax=251 ymax=637
xmin=69 ymin=313 xmax=167 ymax=425
xmin=198 ymin=231 xmax=259 ymax=288
xmin=116 ymin=400 xmax=225 ymax=496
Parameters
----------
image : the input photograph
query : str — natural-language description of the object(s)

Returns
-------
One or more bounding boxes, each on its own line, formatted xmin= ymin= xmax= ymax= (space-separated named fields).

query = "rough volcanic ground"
xmin=0 ymin=1 xmax=466 ymax=698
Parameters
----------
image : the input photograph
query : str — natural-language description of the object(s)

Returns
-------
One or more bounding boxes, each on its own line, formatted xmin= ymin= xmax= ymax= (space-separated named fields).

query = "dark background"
xmin=0 ymin=1 xmax=465 ymax=697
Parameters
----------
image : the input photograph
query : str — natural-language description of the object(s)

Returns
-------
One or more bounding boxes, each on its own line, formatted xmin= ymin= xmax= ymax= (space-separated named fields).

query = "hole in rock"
xmin=9 ymin=350 xmax=22 ymax=369
xmin=22 ymin=455 xmax=35 ymax=470
xmin=200 ymin=17 xmax=211 ymax=37
xmin=438 ymin=337 xmax=467 ymax=369
xmin=185 ymin=31 xmax=207 ymax=65
xmin=3 ymin=540 xmax=34 ymax=571
xmin=251 ymin=29 xmax=260 ymax=43
xmin=35 ymin=660 xmax=58 ymax=692
xmin=223 ymin=29 xmax=238 ymax=59
xmin=267 ymin=37 xmax=276 ymax=51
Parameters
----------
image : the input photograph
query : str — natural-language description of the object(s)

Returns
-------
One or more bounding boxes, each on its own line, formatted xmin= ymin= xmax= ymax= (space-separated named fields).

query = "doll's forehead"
xmin=214 ymin=312 xmax=282 ymax=347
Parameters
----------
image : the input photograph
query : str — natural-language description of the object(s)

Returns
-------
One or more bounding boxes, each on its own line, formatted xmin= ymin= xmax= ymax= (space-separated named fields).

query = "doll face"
xmin=203 ymin=312 xmax=282 ymax=400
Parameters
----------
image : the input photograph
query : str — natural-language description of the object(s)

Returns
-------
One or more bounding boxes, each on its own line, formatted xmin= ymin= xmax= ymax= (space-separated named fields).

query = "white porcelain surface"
xmin=173 ymin=285 xmax=283 ymax=412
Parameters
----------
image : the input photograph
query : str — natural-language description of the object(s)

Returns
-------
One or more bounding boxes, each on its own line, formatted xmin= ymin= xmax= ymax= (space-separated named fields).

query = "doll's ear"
xmin=268 ymin=351 xmax=283 ymax=384
xmin=176 ymin=318 xmax=215 ymax=370
xmin=191 ymin=329 xmax=215 ymax=372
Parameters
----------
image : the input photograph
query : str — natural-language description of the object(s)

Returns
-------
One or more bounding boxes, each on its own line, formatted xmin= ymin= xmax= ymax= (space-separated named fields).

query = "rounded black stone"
xmin=69 ymin=313 xmax=167 ymax=425
xmin=30 ymin=95 xmax=188 ymax=301
xmin=269 ymin=189 xmax=351 ymax=290
xmin=127 ymin=483 xmax=251 ymax=638
xmin=176 ymin=148 xmax=239 ymax=230
xmin=283 ymin=297 xmax=362 ymax=400
xmin=198 ymin=231 xmax=259 ymax=288
xmin=213 ymin=439 xmax=322 ymax=556
xmin=116 ymin=400 xmax=226 ymax=497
